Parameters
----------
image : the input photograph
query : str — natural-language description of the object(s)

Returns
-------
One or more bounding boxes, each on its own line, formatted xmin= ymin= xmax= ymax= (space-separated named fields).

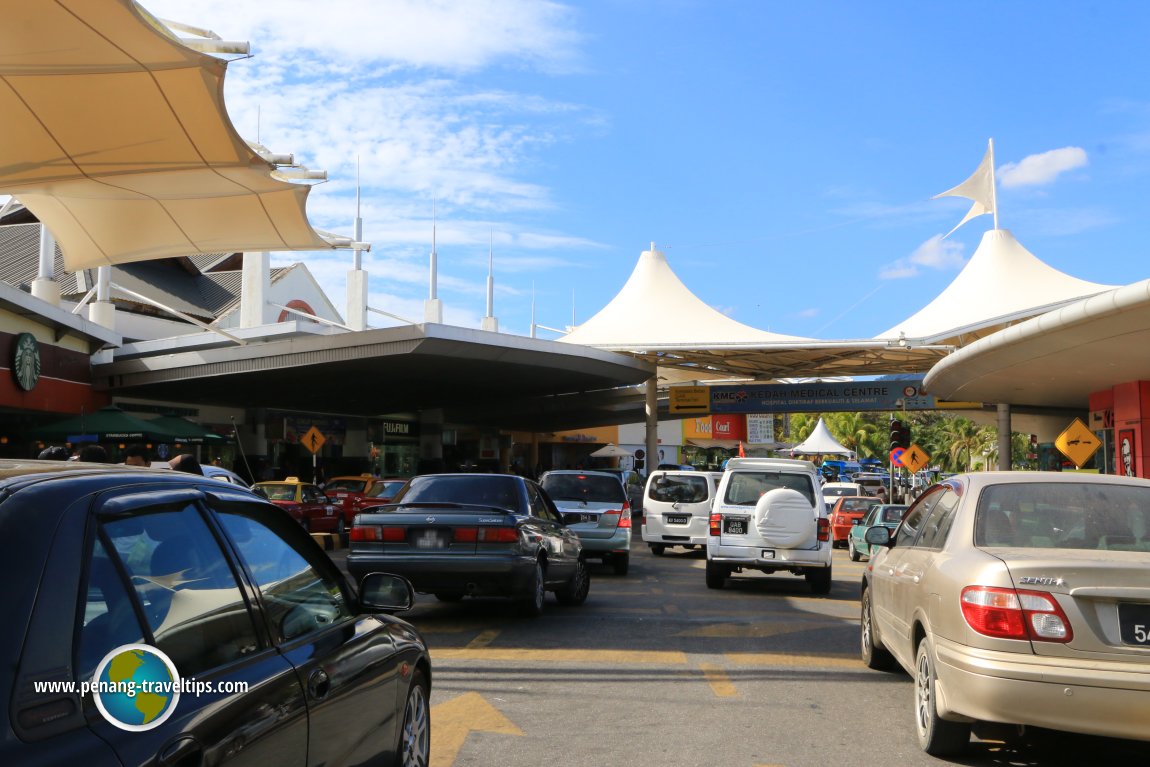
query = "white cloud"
xmin=879 ymin=235 xmax=966 ymax=280
xmin=998 ymin=147 xmax=1088 ymax=189
xmin=142 ymin=1 xmax=582 ymax=73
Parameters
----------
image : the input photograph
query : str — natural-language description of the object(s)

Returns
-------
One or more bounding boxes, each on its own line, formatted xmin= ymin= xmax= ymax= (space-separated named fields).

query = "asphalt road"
xmin=329 ymin=538 xmax=1150 ymax=767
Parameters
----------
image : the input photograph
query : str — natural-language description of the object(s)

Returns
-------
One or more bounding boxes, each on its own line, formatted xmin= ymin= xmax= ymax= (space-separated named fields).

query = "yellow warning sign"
xmin=901 ymin=443 xmax=931 ymax=474
xmin=302 ymin=425 xmax=327 ymax=455
xmin=670 ymin=386 xmax=710 ymax=414
xmin=1054 ymin=418 xmax=1101 ymax=468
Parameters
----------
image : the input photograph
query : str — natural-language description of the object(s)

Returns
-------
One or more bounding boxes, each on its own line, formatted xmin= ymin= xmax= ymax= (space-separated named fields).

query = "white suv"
xmin=705 ymin=457 xmax=832 ymax=594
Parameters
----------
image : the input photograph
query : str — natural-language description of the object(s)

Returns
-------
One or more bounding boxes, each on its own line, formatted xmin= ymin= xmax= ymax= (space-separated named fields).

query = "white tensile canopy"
xmin=0 ymin=0 xmax=339 ymax=270
xmin=589 ymin=443 xmax=632 ymax=458
xmin=876 ymin=229 xmax=1116 ymax=346
xmin=560 ymin=245 xmax=948 ymax=379
xmin=788 ymin=417 xmax=852 ymax=456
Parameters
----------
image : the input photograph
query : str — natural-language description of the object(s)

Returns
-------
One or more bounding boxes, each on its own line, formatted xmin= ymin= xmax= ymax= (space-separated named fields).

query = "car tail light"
xmin=350 ymin=525 xmax=403 ymax=542
xmin=709 ymin=513 xmax=721 ymax=536
xmin=478 ymin=527 xmax=520 ymax=543
xmin=960 ymin=586 xmax=1073 ymax=643
xmin=817 ymin=517 xmax=830 ymax=542
xmin=453 ymin=527 xmax=478 ymax=542
xmin=619 ymin=501 xmax=632 ymax=529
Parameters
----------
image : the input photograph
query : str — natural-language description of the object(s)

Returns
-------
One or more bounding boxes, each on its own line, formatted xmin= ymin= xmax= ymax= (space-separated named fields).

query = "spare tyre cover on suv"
xmin=755 ymin=488 xmax=816 ymax=548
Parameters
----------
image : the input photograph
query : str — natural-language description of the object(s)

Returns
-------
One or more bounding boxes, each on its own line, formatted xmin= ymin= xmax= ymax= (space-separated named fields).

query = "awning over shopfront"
xmin=92 ymin=323 xmax=656 ymax=432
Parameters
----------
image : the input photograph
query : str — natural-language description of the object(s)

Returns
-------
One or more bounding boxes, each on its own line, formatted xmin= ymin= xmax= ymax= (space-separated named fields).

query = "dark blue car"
xmin=1 ymin=460 xmax=430 ymax=766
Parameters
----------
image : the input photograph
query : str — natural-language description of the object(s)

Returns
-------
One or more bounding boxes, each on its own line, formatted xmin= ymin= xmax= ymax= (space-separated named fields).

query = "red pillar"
xmin=1111 ymin=382 xmax=1150 ymax=478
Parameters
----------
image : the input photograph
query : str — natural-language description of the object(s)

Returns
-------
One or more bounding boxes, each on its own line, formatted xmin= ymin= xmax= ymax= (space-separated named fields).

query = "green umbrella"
xmin=35 ymin=405 xmax=183 ymax=444
xmin=146 ymin=415 xmax=230 ymax=444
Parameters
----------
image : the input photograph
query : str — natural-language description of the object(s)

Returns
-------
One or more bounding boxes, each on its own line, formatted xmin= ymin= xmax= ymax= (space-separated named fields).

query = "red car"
xmin=829 ymin=495 xmax=881 ymax=548
xmin=326 ymin=475 xmax=408 ymax=526
xmin=253 ymin=477 xmax=341 ymax=532
xmin=355 ymin=478 xmax=409 ymax=512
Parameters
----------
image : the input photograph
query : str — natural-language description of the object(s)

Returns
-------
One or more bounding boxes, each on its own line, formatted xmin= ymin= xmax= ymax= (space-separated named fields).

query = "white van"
xmin=641 ymin=470 xmax=718 ymax=555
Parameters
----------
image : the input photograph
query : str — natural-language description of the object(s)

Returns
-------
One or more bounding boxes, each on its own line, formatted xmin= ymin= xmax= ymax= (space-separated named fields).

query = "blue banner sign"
xmin=709 ymin=377 xmax=935 ymax=414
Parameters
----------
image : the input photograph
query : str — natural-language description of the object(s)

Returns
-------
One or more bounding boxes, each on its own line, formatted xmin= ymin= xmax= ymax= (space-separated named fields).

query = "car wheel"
xmin=848 ymin=537 xmax=861 ymax=562
xmin=650 ymin=544 xmax=666 ymax=556
xmin=915 ymin=637 xmax=971 ymax=756
xmin=397 ymin=668 xmax=430 ymax=767
xmin=612 ymin=553 xmax=630 ymax=576
xmin=556 ymin=557 xmax=590 ymax=606
xmin=434 ymin=592 xmax=464 ymax=602
xmin=806 ymin=566 xmax=832 ymax=595
xmin=860 ymin=588 xmax=896 ymax=670
xmin=520 ymin=560 xmax=545 ymax=617
xmin=705 ymin=559 xmax=727 ymax=589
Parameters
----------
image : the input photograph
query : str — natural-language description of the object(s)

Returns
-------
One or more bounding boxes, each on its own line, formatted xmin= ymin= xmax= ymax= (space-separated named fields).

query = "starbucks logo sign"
xmin=12 ymin=333 xmax=40 ymax=391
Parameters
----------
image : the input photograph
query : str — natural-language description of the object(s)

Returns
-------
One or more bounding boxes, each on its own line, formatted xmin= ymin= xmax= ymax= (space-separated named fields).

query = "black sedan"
xmin=1 ymin=459 xmax=430 ymax=767
xmin=347 ymin=473 xmax=590 ymax=615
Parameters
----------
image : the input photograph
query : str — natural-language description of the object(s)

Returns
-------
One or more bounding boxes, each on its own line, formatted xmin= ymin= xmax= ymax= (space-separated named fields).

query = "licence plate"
xmin=761 ymin=549 xmax=775 ymax=559
xmin=413 ymin=530 xmax=447 ymax=549
xmin=1118 ymin=602 xmax=1150 ymax=645
xmin=724 ymin=518 xmax=747 ymax=535
xmin=666 ymin=515 xmax=689 ymax=525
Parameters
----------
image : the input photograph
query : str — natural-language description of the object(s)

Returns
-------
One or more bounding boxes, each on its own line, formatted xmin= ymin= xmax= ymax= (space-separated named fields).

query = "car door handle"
xmin=159 ymin=735 xmax=201 ymax=767
xmin=308 ymin=668 xmax=331 ymax=701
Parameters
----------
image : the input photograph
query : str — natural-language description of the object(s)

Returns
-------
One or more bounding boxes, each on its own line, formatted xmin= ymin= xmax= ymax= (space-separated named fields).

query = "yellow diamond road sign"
xmin=901 ymin=443 xmax=931 ymax=474
xmin=302 ymin=425 xmax=326 ymax=455
xmin=1055 ymin=417 xmax=1101 ymax=468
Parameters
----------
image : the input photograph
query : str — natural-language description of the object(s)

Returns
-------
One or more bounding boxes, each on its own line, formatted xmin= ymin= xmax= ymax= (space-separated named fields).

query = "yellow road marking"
xmin=465 ymin=629 xmax=500 ymax=650
xmin=699 ymin=663 xmax=737 ymax=697
xmin=725 ymin=651 xmax=861 ymax=668
xmin=430 ymin=692 xmax=523 ymax=767
xmin=431 ymin=648 xmax=690 ymax=664
xmin=675 ymin=621 xmax=839 ymax=638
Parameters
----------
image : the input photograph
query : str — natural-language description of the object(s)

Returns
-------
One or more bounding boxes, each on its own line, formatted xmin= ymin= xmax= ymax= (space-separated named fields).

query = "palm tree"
xmin=829 ymin=412 xmax=878 ymax=458
xmin=939 ymin=417 xmax=983 ymax=472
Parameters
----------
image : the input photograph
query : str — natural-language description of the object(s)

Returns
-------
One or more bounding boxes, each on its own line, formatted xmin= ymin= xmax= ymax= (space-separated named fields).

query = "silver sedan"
xmin=860 ymin=471 xmax=1150 ymax=755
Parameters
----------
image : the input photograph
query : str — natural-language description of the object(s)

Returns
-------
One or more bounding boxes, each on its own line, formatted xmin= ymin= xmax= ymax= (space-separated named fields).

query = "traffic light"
xmin=898 ymin=422 xmax=911 ymax=449
xmin=889 ymin=419 xmax=903 ymax=452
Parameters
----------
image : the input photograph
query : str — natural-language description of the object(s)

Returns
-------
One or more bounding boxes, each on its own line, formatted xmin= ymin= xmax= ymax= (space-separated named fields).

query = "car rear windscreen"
xmin=542 ymin=474 xmax=626 ymax=503
xmin=975 ymin=482 xmax=1150 ymax=550
xmin=648 ymin=474 xmax=709 ymax=503
xmin=393 ymin=475 xmax=520 ymax=510
xmin=724 ymin=472 xmax=816 ymax=507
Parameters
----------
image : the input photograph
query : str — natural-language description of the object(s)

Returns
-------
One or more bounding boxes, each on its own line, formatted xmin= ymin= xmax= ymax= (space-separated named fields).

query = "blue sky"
xmin=141 ymin=0 xmax=1150 ymax=340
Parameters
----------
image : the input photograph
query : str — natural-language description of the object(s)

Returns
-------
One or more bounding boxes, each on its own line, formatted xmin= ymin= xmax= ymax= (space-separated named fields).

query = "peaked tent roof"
xmin=788 ymin=418 xmax=853 ymax=456
xmin=560 ymin=246 xmax=950 ymax=379
xmin=0 ymin=0 xmax=341 ymax=270
xmin=877 ymin=229 xmax=1116 ymax=345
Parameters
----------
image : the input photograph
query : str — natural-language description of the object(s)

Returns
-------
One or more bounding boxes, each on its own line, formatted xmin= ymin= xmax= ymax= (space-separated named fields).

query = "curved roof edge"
xmin=924 ymin=279 xmax=1150 ymax=407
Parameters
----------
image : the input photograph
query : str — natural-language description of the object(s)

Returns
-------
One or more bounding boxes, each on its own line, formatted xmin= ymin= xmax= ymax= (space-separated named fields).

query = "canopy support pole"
xmin=645 ymin=377 xmax=658 ymax=477
xmin=997 ymin=403 xmax=1012 ymax=470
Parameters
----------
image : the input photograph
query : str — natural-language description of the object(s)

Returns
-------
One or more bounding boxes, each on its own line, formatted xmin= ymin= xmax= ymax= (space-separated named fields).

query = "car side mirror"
xmin=864 ymin=526 xmax=892 ymax=547
xmin=359 ymin=572 xmax=416 ymax=612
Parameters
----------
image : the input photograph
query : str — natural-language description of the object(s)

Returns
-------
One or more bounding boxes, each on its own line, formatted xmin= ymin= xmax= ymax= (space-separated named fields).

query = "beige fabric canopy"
xmin=560 ymin=245 xmax=949 ymax=379
xmin=0 ymin=0 xmax=334 ymax=270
